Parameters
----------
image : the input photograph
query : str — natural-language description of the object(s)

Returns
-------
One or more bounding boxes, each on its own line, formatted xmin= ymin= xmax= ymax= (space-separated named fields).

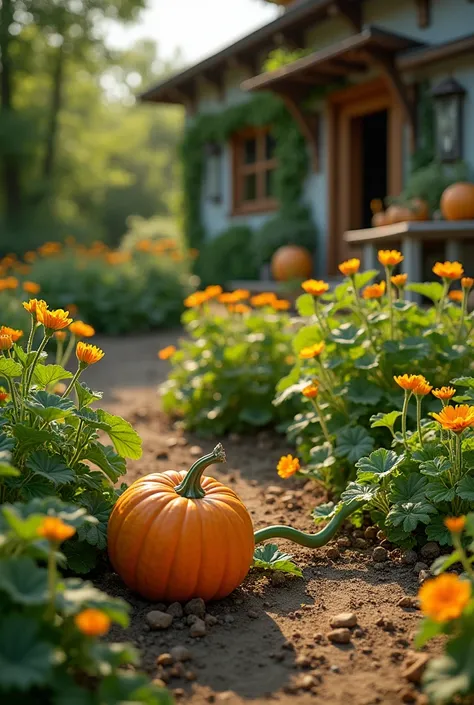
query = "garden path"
xmin=92 ymin=330 xmax=435 ymax=705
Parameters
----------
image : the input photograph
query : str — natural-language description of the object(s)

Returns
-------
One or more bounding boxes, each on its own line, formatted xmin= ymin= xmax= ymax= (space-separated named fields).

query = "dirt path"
xmin=93 ymin=332 xmax=435 ymax=705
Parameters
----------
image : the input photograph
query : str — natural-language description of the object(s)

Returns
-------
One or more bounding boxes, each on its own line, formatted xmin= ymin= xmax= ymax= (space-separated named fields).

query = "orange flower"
xmin=55 ymin=331 xmax=67 ymax=342
xmin=362 ymin=281 xmax=386 ymax=299
xmin=391 ymin=273 xmax=408 ymax=288
xmin=184 ymin=291 xmax=209 ymax=308
xmin=378 ymin=250 xmax=404 ymax=267
xmin=23 ymin=281 xmax=40 ymax=295
xmin=419 ymin=573 xmax=471 ymax=623
xmin=272 ymin=299 xmax=291 ymax=311
xmin=37 ymin=307 xmax=72 ymax=332
xmin=219 ymin=292 xmax=241 ymax=305
xmin=69 ymin=321 xmax=95 ymax=339
xmin=24 ymin=251 xmax=37 ymax=263
xmin=299 ymin=342 xmax=325 ymax=359
xmin=0 ymin=276 xmax=18 ymax=291
xmin=302 ymin=383 xmax=318 ymax=399
xmin=448 ymin=290 xmax=464 ymax=303
xmin=277 ymin=454 xmax=300 ymax=479
xmin=205 ymin=285 xmax=223 ymax=299
xmin=37 ymin=517 xmax=76 ymax=543
xmin=433 ymin=261 xmax=464 ymax=280
xmin=233 ymin=289 xmax=250 ymax=301
xmin=338 ymin=258 xmax=360 ymax=276
xmin=250 ymin=292 xmax=277 ymax=307
xmin=302 ymin=279 xmax=329 ymax=296
xmin=233 ymin=303 xmax=251 ymax=314
xmin=432 ymin=404 xmax=474 ymax=433
xmin=413 ymin=379 xmax=433 ymax=396
xmin=444 ymin=516 xmax=466 ymax=534
xmin=76 ymin=342 xmax=105 ymax=367
xmin=394 ymin=374 xmax=427 ymax=392
xmin=461 ymin=277 xmax=474 ymax=290
xmin=0 ymin=335 xmax=13 ymax=351
xmin=0 ymin=387 xmax=9 ymax=403
xmin=74 ymin=608 xmax=111 ymax=637
xmin=23 ymin=299 xmax=47 ymax=320
xmin=432 ymin=387 xmax=456 ymax=401
xmin=0 ymin=326 xmax=23 ymax=342
xmin=158 ymin=345 xmax=176 ymax=360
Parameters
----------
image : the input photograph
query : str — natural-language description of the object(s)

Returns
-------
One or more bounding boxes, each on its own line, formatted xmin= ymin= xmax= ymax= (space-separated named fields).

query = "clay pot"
xmin=271 ymin=245 xmax=313 ymax=282
xmin=440 ymin=182 xmax=474 ymax=221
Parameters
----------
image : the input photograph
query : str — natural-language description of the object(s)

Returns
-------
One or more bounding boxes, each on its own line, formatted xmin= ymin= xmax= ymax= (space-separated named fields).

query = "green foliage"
xmin=252 ymin=205 xmax=317 ymax=268
xmin=262 ymin=47 xmax=313 ymax=72
xmin=398 ymin=160 xmax=468 ymax=213
xmin=196 ymin=226 xmax=259 ymax=286
xmin=253 ymin=543 xmax=303 ymax=577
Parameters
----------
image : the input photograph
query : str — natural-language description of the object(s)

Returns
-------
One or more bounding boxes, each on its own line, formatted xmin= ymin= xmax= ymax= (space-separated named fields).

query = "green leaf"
xmin=431 ymin=550 xmax=463 ymax=576
xmin=238 ymin=407 xmax=273 ymax=427
xmin=32 ymin=364 xmax=73 ymax=388
xmin=451 ymin=376 xmax=474 ymax=389
xmin=312 ymin=502 xmax=336 ymax=524
xmin=26 ymin=391 xmax=75 ymax=423
xmin=353 ymin=269 xmax=378 ymax=289
xmin=253 ymin=543 xmax=303 ymax=577
xmin=0 ymin=557 xmax=48 ymax=605
xmin=0 ymin=614 xmax=53 ymax=690
xmin=387 ymin=501 xmax=436 ymax=532
xmin=406 ymin=281 xmax=445 ymax=303
xmin=292 ymin=324 xmax=322 ymax=353
xmin=62 ymin=540 xmax=99 ymax=574
xmin=422 ymin=630 xmax=474 ymax=704
xmin=420 ymin=457 xmax=452 ymax=477
xmin=425 ymin=479 xmax=456 ymax=503
xmin=412 ymin=444 xmax=447 ymax=463
xmin=425 ymin=515 xmax=452 ymax=545
xmin=370 ymin=410 xmax=402 ymax=433
xmin=84 ymin=444 xmax=126 ymax=483
xmin=273 ymin=380 xmax=308 ymax=406
xmin=307 ymin=442 xmax=336 ymax=469
xmin=12 ymin=424 xmax=55 ymax=451
xmin=295 ymin=293 xmax=315 ymax=317
xmin=75 ymin=381 xmax=103 ymax=409
xmin=354 ymin=353 xmax=379 ymax=370
xmin=456 ymin=475 xmax=474 ymax=501
xmin=21 ymin=475 xmax=55 ymax=500
xmin=335 ymin=425 xmax=375 ymax=463
xmin=347 ymin=378 xmax=383 ymax=406
xmin=341 ymin=481 xmax=378 ymax=504
xmin=0 ymin=358 xmax=23 ymax=378
xmin=96 ymin=410 xmax=142 ymax=460
xmin=330 ymin=322 xmax=364 ymax=346
xmin=1 ymin=507 xmax=45 ymax=540
xmin=0 ymin=432 xmax=15 ymax=453
xmin=26 ymin=451 xmax=75 ymax=486
xmin=98 ymin=672 xmax=173 ymax=705
xmin=0 ymin=462 xmax=19 ymax=477
xmin=389 ymin=473 xmax=428 ymax=504
xmin=356 ymin=449 xmax=405 ymax=483
xmin=58 ymin=577 xmax=130 ymax=626
xmin=414 ymin=617 xmax=446 ymax=648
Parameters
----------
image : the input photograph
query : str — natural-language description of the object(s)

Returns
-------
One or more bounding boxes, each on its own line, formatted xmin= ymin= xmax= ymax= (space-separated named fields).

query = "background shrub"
xmin=252 ymin=206 xmax=317 ymax=268
xmin=196 ymin=226 xmax=259 ymax=286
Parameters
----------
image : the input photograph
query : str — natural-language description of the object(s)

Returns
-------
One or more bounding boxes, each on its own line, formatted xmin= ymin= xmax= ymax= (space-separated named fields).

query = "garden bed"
xmin=91 ymin=332 xmax=438 ymax=705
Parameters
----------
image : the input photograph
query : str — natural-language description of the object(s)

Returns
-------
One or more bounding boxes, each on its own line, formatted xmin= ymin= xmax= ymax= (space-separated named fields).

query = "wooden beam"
xmin=201 ymin=71 xmax=226 ymax=101
xmin=368 ymin=48 xmax=416 ymax=142
xmin=330 ymin=0 xmax=363 ymax=32
xmin=279 ymin=91 xmax=320 ymax=172
xmin=226 ymin=54 xmax=258 ymax=77
xmin=415 ymin=0 xmax=431 ymax=28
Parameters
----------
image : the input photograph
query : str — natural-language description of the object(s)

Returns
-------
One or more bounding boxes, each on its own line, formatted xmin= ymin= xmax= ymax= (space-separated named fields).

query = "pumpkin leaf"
xmin=0 ymin=357 xmax=23 ymax=378
xmin=96 ymin=410 xmax=142 ymax=460
xmin=12 ymin=424 xmax=55 ymax=451
xmin=335 ymin=425 xmax=375 ymax=463
xmin=26 ymin=391 xmax=75 ymax=423
xmin=32 ymin=364 xmax=73 ymax=388
xmin=25 ymin=451 xmax=75 ymax=487
xmin=0 ymin=557 xmax=49 ymax=605
xmin=84 ymin=444 xmax=126 ymax=483
xmin=356 ymin=449 xmax=405 ymax=483
xmin=62 ymin=540 xmax=99 ymax=575
xmin=253 ymin=544 xmax=303 ymax=577
xmin=0 ymin=614 xmax=54 ymax=690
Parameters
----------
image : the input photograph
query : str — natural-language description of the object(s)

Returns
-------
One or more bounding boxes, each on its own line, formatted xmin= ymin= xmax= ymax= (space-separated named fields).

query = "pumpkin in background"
xmin=108 ymin=444 xmax=254 ymax=602
xmin=271 ymin=245 xmax=313 ymax=281
xmin=385 ymin=204 xmax=412 ymax=224
xmin=441 ymin=182 xmax=474 ymax=221
xmin=408 ymin=197 xmax=430 ymax=221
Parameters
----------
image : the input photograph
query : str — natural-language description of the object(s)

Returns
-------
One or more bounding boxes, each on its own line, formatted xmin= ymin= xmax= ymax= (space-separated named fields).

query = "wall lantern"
xmin=431 ymin=77 xmax=466 ymax=162
xmin=205 ymin=142 xmax=222 ymax=204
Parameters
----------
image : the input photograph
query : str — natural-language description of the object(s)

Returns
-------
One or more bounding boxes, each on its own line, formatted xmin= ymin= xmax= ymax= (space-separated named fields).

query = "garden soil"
xmin=90 ymin=331 xmax=440 ymax=705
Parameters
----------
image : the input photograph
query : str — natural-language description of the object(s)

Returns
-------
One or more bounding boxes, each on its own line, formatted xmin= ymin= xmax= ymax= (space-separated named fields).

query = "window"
xmin=231 ymin=126 xmax=278 ymax=214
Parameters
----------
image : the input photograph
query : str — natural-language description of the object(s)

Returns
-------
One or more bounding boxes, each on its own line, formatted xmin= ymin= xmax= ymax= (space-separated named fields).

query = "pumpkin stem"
xmin=174 ymin=443 xmax=226 ymax=499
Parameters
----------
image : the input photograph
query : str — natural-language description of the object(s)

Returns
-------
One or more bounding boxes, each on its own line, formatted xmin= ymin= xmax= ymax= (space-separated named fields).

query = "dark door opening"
xmin=361 ymin=110 xmax=388 ymax=228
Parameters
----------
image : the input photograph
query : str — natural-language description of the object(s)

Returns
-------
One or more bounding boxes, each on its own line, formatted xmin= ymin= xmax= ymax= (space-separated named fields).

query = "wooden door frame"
xmin=326 ymin=77 xmax=404 ymax=274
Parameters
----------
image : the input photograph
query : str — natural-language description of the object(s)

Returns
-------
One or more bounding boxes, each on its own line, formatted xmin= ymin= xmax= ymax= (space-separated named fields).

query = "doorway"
xmin=361 ymin=110 xmax=388 ymax=228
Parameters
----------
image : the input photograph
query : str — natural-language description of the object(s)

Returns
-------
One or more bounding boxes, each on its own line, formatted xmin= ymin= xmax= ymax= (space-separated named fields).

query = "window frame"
xmin=231 ymin=126 xmax=278 ymax=215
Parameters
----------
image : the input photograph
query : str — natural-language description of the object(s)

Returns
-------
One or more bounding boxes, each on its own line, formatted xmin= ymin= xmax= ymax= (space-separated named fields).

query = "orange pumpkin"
xmin=385 ymin=204 xmax=412 ymax=224
xmin=408 ymin=198 xmax=429 ymax=221
xmin=271 ymin=245 xmax=313 ymax=281
xmin=441 ymin=182 xmax=474 ymax=221
xmin=372 ymin=212 xmax=389 ymax=227
xmin=108 ymin=444 xmax=254 ymax=602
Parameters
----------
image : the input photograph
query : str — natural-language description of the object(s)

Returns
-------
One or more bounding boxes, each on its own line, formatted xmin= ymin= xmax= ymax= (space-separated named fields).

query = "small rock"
xmin=271 ymin=572 xmax=286 ymax=586
xmin=364 ymin=526 xmax=378 ymax=541
xmin=402 ymin=653 xmax=430 ymax=683
xmin=402 ymin=549 xmax=418 ymax=565
xmin=353 ymin=628 xmax=364 ymax=638
xmin=420 ymin=542 xmax=440 ymax=561
xmin=156 ymin=653 xmax=174 ymax=666
xmin=205 ymin=614 xmax=218 ymax=626
xmin=224 ymin=615 xmax=235 ymax=624
xmin=390 ymin=548 xmax=402 ymax=561
xmin=330 ymin=612 xmax=357 ymax=629
xmin=372 ymin=546 xmax=388 ymax=563
xmin=376 ymin=617 xmax=395 ymax=631
xmin=173 ymin=688 xmax=185 ymax=698
xmin=376 ymin=530 xmax=386 ymax=541
xmin=190 ymin=617 xmax=207 ymax=637
xmin=247 ymin=610 xmax=259 ymax=619
xmin=229 ymin=432 xmax=240 ymax=442
xmin=419 ymin=569 xmax=431 ymax=584
xmin=167 ymin=602 xmax=184 ymax=618
xmin=353 ymin=538 xmax=368 ymax=550
xmin=146 ymin=611 xmax=173 ymax=630
xmin=170 ymin=646 xmax=192 ymax=662
xmin=414 ymin=561 xmax=429 ymax=574
xmin=327 ymin=628 xmax=351 ymax=644
xmin=397 ymin=596 xmax=416 ymax=609
xmin=267 ymin=485 xmax=284 ymax=496
xmin=295 ymin=654 xmax=311 ymax=668
xmin=187 ymin=614 xmax=199 ymax=625
xmin=152 ymin=679 xmax=167 ymax=688
xmin=326 ymin=546 xmax=341 ymax=559
xmin=299 ymin=674 xmax=316 ymax=690
xmin=166 ymin=437 xmax=178 ymax=448
xmin=185 ymin=670 xmax=197 ymax=681
xmin=337 ymin=537 xmax=352 ymax=548
xmin=169 ymin=663 xmax=184 ymax=678
xmin=190 ymin=445 xmax=203 ymax=457
xmin=184 ymin=598 xmax=206 ymax=617
xmin=217 ymin=691 xmax=234 ymax=701
xmin=400 ymin=689 xmax=417 ymax=703
xmin=380 ymin=539 xmax=392 ymax=550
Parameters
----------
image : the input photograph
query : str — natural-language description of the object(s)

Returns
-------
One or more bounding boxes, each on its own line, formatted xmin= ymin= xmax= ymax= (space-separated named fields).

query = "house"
xmin=141 ymin=0 xmax=474 ymax=281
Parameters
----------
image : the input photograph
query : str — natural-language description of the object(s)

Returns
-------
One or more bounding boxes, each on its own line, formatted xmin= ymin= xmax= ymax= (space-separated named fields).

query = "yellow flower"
xmin=378 ymin=250 xmax=404 ymax=267
xmin=461 ymin=277 xmax=474 ymax=290
xmin=24 ymin=251 xmax=37 ymax=263
xmin=272 ymin=299 xmax=291 ymax=311
xmin=448 ymin=290 xmax=464 ymax=303
xmin=301 ymin=279 xmax=329 ymax=296
xmin=23 ymin=298 xmax=47 ymax=321
xmin=55 ymin=331 xmax=67 ymax=342
xmin=362 ymin=281 xmax=386 ymax=299
xmin=0 ymin=335 xmax=13 ymax=351
xmin=444 ymin=516 xmax=466 ymax=534
xmin=391 ymin=273 xmax=408 ymax=288
xmin=432 ymin=404 xmax=474 ymax=433
xmin=37 ymin=307 xmax=72 ymax=332
xmin=0 ymin=326 xmax=23 ymax=342
xmin=76 ymin=342 xmax=105 ymax=367
xmin=37 ymin=517 xmax=76 ymax=543
xmin=69 ymin=321 xmax=95 ymax=338
xmin=299 ymin=342 xmax=325 ymax=359
xmin=233 ymin=289 xmax=250 ymax=301
xmin=158 ymin=345 xmax=176 ymax=360
xmin=74 ymin=608 xmax=111 ymax=637
xmin=0 ymin=388 xmax=10 ymax=403
xmin=302 ymin=383 xmax=318 ymax=399
xmin=433 ymin=261 xmax=464 ymax=280
xmin=219 ymin=292 xmax=241 ymax=305
xmin=184 ymin=291 xmax=209 ymax=308
xmin=338 ymin=258 xmax=360 ymax=276
xmin=432 ymin=387 xmax=456 ymax=401
xmin=250 ymin=292 xmax=278 ymax=307
xmin=23 ymin=281 xmax=40 ymax=295
xmin=413 ymin=379 xmax=433 ymax=396
xmin=277 ymin=454 xmax=300 ymax=479
xmin=394 ymin=374 xmax=427 ymax=392
xmin=205 ymin=285 xmax=223 ymax=299
xmin=233 ymin=303 xmax=251 ymax=314
xmin=419 ymin=573 xmax=471 ymax=623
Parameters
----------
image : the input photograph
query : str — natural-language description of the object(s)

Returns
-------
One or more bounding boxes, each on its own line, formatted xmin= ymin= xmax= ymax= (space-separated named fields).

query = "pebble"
xmin=184 ymin=598 xmax=206 ymax=617
xmin=299 ymin=674 xmax=316 ymax=690
xmin=418 ymin=569 xmax=431 ymax=584
xmin=364 ymin=526 xmax=378 ymax=541
xmin=330 ymin=612 xmax=357 ymax=629
xmin=169 ymin=663 xmax=184 ymax=678
xmin=372 ymin=546 xmax=388 ymax=562
xmin=173 ymin=688 xmax=185 ymax=698
xmin=376 ymin=530 xmax=386 ymax=541
xmin=190 ymin=445 xmax=203 ymax=457
xmin=156 ymin=653 xmax=174 ymax=666
xmin=170 ymin=645 xmax=192 ymax=662
xmin=166 ymin=437 xmax=179 ymax=448
xmin=353 ymin=538 xmax=368 ymax=550
xmin=397 ymin=596 xmax=418 ymax=609
xmin=327 ymin=628 xmax=351 ymax=644
xmin=400 ymin=689 xmax=417 ymax=703
xmin=420 ymin=542 xmax=440 ymax=561
xmin=145 ymin=611 xmax=173 ymax=630
xmin=353 ymin=628 xmax=364 ymax=638
xmin=271 ymin=572 xmax=286 ymax=586
xmin=376 ymin=616 xmax=395 ymax=631
xmin=295 ymin=654 xmax=311 ymax=668
xmin=185 ymin=670 xmax=197 ymax=681
xmin=326 ymin=546 xmax=341 ymax=559
xmin=337 ymin=537 xmax=352 ymax=548
xmin=266 ymin=485 xmax=284 ymax=496
xmin=247 ymin=609 xmax=259 ymax=619
xmin=205 ymin=614 xmax=218 ymax=626
xmin=224 ymin=615 xmax=235 ymax=624
xmin=152 ymin=678 xmax=167 ymax=688
xmin=414 ymin=561 xmax=429 ymax=574
xmin=189 ymin=617 xmax=207 ymax=637
xmin=402 ymin=652 xmax=430 ymax=683
xmin=167 ymin=602 xmax=184 ymax=618
xmin=401 ymin=549 xmax=418 ymax=565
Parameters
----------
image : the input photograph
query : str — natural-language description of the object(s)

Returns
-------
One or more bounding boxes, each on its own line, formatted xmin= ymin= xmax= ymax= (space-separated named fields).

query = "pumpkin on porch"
xmin=385 ymin=204 xmax=413 ymax=224
xmin=271 ymin=245 xmax=313 ymax=281
xmin=108 ymin=444 xmax=255 ymax=602
xmin=408 ymin=197 xmax=430 ymax=221
xmin=440 ymin=182 xmax=474 ymax=221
